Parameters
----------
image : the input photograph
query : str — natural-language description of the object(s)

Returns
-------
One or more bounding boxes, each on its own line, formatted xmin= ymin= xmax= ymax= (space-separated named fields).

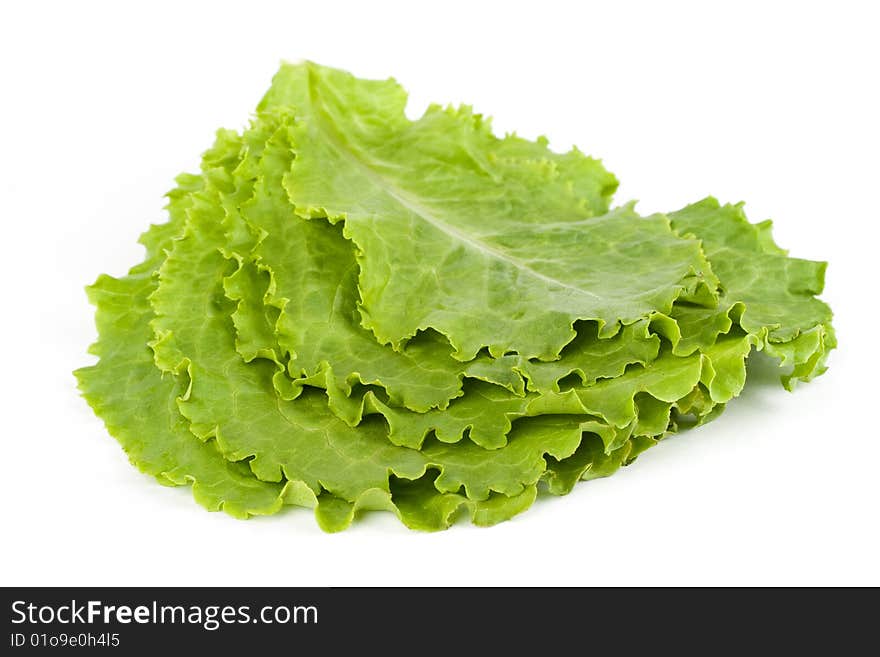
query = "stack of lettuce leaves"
xmin=75 ymin=62 xmax=835 ymax=531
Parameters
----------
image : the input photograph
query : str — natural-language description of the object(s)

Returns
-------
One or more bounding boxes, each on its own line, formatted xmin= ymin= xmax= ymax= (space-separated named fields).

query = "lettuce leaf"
xmin=261 ymin=62 xmax=718 ymax=361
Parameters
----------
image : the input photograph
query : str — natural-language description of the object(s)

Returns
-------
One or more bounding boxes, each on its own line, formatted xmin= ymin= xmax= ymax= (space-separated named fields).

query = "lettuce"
xmin=75 ymin=62 xmax=834 ymax=531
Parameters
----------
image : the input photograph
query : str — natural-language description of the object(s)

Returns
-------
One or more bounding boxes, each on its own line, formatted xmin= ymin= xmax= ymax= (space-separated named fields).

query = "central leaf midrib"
xmin=304 ymin=76 xmax=599 ymax=301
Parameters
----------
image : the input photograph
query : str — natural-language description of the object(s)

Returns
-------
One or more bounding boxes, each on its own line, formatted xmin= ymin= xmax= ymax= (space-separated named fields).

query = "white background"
xmin=2 ymin=0 xmax=877 ymax=586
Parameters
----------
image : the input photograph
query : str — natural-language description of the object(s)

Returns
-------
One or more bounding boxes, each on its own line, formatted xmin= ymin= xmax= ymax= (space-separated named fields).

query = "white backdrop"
xmin=1 ymin=0 xmax=877 ymax=586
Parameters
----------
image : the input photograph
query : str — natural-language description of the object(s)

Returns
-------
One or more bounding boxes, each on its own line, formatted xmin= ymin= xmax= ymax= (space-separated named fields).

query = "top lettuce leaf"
xmin=261 ymin=63 xmax=719 ymax=361
xmin=75 ymin=61 xmax=834 ymax=531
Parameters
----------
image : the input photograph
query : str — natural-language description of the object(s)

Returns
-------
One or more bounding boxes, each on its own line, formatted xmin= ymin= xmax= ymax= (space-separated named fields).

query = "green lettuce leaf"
xmin=260 ymin=61 xmax=718 ymax=360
